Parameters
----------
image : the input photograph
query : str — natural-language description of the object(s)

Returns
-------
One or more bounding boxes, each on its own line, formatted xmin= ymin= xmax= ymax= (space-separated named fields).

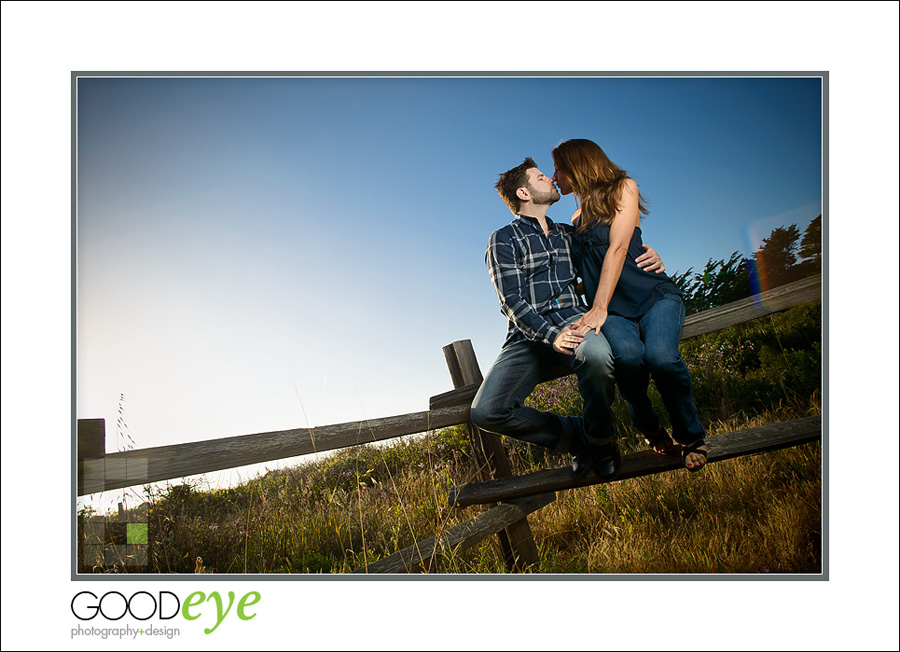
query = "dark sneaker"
xmin=591 ymin=440 xmax=621 ymax=481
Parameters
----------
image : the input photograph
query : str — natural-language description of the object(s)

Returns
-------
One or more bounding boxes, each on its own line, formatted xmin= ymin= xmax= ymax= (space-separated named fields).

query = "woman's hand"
xmin=573 ymin=306 xmax=608 ymax=336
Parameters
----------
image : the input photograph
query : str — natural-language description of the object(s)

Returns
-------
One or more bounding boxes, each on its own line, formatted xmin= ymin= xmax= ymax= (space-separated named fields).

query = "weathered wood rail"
xmin=449 ymin=415 xmax=821 ymax=508
xmin=78 ymin=405 xmax=471 ymax=495
xmin=351 ymin=493 xmax=556 ymax=574
xmin=77 ymin=274 xmax=821 ymax=573
xmin=680 ymin=273 xmax=820 ymax=340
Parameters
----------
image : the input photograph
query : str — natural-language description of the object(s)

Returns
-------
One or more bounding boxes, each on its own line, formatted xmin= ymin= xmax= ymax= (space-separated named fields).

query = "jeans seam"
xmin=500 ymin=359 xmax=541 ymax=420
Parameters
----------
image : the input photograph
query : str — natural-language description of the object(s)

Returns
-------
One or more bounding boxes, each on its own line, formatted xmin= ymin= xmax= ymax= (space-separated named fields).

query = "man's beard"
xmin=529 ymin=185 xmax=560 ymax=206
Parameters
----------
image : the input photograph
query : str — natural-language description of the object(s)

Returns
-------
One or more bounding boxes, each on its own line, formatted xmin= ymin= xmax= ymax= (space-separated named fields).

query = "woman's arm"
xmin=573 ymin=178 xmax=641 ymax=335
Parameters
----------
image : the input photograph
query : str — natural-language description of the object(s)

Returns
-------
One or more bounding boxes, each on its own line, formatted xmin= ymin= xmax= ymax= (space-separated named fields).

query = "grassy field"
xmin=79 ymin=302 xmax=822 ymax=575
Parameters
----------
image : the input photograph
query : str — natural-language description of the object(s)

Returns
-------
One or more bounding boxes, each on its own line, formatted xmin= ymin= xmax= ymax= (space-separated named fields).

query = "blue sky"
xmin=75 ymin=74 xmax=823 ymax=499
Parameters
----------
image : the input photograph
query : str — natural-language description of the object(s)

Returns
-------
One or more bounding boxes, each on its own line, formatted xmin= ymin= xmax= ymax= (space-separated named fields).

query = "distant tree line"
xmin=670 ymin=215 xmax=821 ymax=315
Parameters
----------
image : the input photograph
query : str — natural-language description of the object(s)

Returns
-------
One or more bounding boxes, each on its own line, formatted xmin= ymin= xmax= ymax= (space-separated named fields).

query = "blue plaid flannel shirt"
xmin=485 ymin=214 xmax=587 ymax=348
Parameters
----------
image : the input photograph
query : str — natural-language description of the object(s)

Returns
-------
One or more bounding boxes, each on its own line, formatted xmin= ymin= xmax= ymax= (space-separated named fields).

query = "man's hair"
xmin=495 ymin=157 xmax=536 ymax=215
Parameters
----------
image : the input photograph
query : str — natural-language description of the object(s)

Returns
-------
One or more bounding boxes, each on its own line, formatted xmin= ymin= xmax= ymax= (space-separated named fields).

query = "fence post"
xmin=78 ymin=419 xmax=106 ymax=495
xmin=77 ymin=419 xmax=106 ymax=573
xmin=443 ymin=340 xmax=540 ymax=571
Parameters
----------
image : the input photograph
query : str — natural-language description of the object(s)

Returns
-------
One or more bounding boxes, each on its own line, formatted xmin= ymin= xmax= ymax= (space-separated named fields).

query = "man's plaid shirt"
xmin=485 ymin=214 xmax=587 ymax=348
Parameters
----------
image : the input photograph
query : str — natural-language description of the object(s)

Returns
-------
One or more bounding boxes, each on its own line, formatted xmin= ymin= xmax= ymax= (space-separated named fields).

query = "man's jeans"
xmin=600 ymin=294 xmax=705 ymax=445
xmin=470 ymin=330 xmax=617 ymax=453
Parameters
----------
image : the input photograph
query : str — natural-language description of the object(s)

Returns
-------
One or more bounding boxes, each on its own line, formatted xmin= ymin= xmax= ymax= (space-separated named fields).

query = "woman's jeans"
xmin=601 ymin=294 xmax=705 ymax=445
xmin=470 ymin=330 xmax=617 ymax=453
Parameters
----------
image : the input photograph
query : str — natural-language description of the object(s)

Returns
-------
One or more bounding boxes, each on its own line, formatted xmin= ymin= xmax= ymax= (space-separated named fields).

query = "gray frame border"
xmin=71 ymin=70 xmax=828 ymax=582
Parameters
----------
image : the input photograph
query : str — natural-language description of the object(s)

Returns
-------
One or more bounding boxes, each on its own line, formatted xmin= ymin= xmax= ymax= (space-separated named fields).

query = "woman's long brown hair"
xmin=551 ymin=139 xmax=648 ymax=231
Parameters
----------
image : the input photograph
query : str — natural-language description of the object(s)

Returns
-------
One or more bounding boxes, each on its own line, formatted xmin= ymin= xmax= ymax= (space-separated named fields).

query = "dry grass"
xmin=94 ymin=399 xmax=818 ymax=575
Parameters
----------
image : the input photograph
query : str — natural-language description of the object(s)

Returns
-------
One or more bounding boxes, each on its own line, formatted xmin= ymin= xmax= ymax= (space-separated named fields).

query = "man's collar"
xmin=516 ymin=213 xmax=555 ymax=227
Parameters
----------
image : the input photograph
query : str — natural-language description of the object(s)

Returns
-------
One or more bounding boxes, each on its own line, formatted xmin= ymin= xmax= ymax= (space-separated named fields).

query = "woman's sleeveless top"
xmin=573 ymin=222 xmax=681 ymax=320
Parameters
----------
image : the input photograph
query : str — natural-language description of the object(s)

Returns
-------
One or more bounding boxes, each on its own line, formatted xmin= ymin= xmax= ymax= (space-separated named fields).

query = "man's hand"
xmin=552 ymin=324 xmax=585 ymax=356
xmin=636 ymin=244 xmax=665 ymax=273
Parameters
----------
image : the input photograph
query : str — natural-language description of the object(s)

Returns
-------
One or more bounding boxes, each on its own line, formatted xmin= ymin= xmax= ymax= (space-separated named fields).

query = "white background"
xmin=2 ymin=1 xmax=898 ymax=650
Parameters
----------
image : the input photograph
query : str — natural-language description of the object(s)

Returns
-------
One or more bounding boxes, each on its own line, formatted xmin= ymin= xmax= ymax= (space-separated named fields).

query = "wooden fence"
xmin=77 ymin=273 xmax=823 ymax=572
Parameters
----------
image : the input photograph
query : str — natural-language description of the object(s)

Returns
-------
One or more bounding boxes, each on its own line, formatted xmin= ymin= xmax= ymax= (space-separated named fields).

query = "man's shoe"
xmin=571 ymin=447 xmax=592 ymax=477
xmin=570 ymin=433 xmax=593 ymax=478
xmin=591 ymin=440 xmax=621 ymax=481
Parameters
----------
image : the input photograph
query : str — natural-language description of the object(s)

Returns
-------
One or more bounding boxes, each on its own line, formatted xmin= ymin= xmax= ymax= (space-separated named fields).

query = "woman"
xmin=551 ymin=138 xmax=707 ymax=472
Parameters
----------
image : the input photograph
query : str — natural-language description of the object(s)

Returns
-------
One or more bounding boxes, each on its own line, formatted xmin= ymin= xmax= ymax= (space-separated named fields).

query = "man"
xmin=470 ymin=157 xmax=664 ymax=479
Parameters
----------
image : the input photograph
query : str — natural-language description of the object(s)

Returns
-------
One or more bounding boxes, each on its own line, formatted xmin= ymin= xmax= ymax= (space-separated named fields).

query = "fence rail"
xmin=680 ymin=273 xmax=821 ymax=339
xmin=449 ymin=415 xmax=822 ymax=508
xmin=352 ymin=493 xmax=557 ymax=574
xmin=78 ymin=406 xmax=470 ymax=495
xmin=77 ymin=273 xmax=821 ymax=497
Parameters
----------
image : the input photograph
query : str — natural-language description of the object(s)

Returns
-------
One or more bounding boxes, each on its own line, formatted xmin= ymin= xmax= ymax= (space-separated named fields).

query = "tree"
xmin=671 ymin=251 xmax=753 ymax=315
xmin=754 ymin=224 xmax=802 ymax=288
xmin=797 ymin=214 xmax=822 ymax=276
xmin=673 ymin=218 xmax=821 ymax=315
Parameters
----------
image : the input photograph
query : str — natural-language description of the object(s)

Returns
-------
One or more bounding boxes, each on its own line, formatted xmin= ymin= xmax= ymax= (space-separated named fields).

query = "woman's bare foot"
xmin=682 ymin=439 xmax=708 ymax=472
